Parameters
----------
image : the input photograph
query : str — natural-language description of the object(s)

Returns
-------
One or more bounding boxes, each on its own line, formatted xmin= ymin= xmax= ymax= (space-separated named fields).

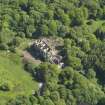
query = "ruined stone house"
xmin=33 ymin=38 xmax=64 ymax=67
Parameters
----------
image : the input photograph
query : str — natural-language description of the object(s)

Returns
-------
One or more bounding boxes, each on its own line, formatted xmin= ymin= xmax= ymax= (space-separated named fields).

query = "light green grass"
xmin=0 ymin=52 xmax=38 ymax=104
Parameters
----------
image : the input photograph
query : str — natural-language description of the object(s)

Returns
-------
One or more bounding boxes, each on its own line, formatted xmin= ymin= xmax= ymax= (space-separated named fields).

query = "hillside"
xmin=0 ymin=0 xmax=105 ymax=105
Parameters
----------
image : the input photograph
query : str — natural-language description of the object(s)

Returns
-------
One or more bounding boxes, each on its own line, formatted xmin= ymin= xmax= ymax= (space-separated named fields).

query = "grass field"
xmin=0 ymin=51 xmax=38 ymax=104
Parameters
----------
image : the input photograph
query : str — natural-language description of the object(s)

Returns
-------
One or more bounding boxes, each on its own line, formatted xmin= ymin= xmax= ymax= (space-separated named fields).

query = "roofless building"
xmin=33 ymin=38 xmax=64 ymax=68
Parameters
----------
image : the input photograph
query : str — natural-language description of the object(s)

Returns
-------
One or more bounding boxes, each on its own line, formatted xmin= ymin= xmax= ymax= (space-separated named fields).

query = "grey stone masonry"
xmin=33 ymin=38 xmax=64 ymax=67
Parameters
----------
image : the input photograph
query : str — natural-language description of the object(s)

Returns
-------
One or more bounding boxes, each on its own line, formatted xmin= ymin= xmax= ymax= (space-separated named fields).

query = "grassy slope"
xmin=0 ymin=52 xmax=38 ymax=104
xmin=0 ymin=20 xmax=105 ymax=104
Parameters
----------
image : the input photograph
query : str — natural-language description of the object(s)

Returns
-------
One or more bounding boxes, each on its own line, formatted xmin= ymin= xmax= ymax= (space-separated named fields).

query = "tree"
xmin=67 ymin=56 xmax=83 ymax=71
xmin=40 ymin=24 xmax=49 ymax=36
xmin=48 ymin=20 xmax=58 ymax=36
xmin=59 ymin=67 xmax=74 ymax=88
xmin=80 ymin=0 xmax=99 ymax=19
xmin=81 ymin=39 xmax=91 ymax=52
xmin=70 ymin=7 xmax=88 ymax=26
xmin=72 ymin=72 xmax=104 ymax=105
xmin=0 ymin=43 xmax=8 ymax=50
xmin=97 ymin=98 xmax=105 ymax=105
xmin=35 ymin=63 xmax=60 ymax=92
xmin=58 ymin=85 xmax=67 ymax=99
xmin=61 ymin=13 xmax=70 ymax=26
xmin=7 ymin=96 xmax=31 ymax=105
xmin=66 ymin=91 xmax=76 ymax=105
xmin=50 ymin=91 xmax=60 ymax=101
xmin=86 ymin=68 xmax=96 ymax=79
xmin=58 ymin=25 xmax=69 ymax=37
xmin=54 ymin=99 xmax=66 ymax=105
xmin=95 ymin=24 xmax=105 ymax=40
xmin=40 ymin=98 xmax=54 ymax=105
xmin=29 ymin=95 xmax=38 ymax=105
xmin=26 ymin=25 xmax=35 ymax=38
xmin=0 ymin=82 xmax=13 ymax=91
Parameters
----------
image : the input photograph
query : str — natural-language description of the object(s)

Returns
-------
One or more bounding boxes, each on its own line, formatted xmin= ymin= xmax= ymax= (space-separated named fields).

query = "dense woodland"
xmin=0 ymin=0 xmax=105 ymax=105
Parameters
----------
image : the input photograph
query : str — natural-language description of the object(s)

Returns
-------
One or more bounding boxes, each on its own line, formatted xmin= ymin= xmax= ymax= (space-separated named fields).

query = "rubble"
xmin=33 ymin=38 xmax=64 ymax=68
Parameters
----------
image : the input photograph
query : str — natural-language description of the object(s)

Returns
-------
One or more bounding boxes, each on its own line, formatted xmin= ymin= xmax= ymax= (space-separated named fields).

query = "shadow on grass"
xmin=26 ymin=45 xmax=44 ymax=61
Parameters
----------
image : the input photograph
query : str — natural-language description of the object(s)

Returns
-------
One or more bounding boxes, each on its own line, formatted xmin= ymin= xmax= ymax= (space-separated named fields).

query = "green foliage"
xmin=86 ymin=68 xmax=96 ymax=79
xmin=41 ymin=98 xmax=54 ymax=105
xmin=35 ymin=63 xmax=60 ymax=91
xmin=70 ymin=7 xmax=88 ymax=26
xmin=95 ymin=23 xmax=105 ymax=40
xmin=40 ymin=24 xmax=49 ymax=36
xmin=0 ymin=0 xmax=105 ymax=105
xmin=48 ymin=20 xmax=58 ymax=36
xmin=7 ymin=95 xmax=31 ymax=105
xmin=0 ymin=81 xmax=13 ymax=91
xmin=0 ymin=43 xmax=8 ymax=50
